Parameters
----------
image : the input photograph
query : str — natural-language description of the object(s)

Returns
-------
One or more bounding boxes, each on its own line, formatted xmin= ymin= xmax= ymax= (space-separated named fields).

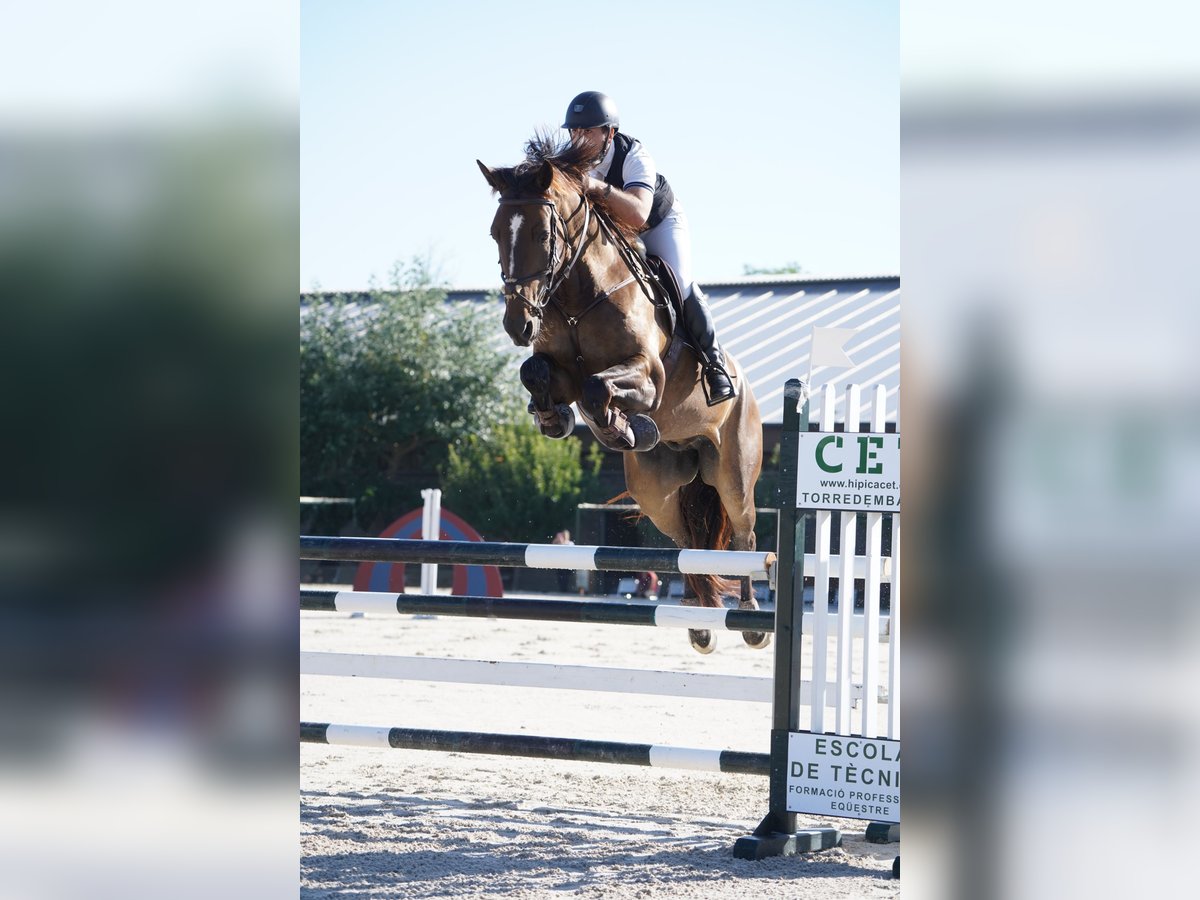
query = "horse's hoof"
xmin=545 ymin=403 xmax=575 ymax=438
xmin=530 ymin=402 xmax=575 ymax=439
xmin=628 ymin=413 xmax=660 ymax=452
xmin=742 ymin=631 xmax=772 ymax=650
xmin=688 ymin=629 xmax=716 ymax=654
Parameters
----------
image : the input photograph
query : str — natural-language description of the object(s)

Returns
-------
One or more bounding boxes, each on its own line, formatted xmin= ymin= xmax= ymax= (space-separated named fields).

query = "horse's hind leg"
xmin=625 ymin=449 xmax=717 ymax=654
xmin=739 ymin=576 xmax=771 ymax=649
xmin=700 ymin=394 xmax=770 ymax=649
xmin=520 ymin=354 xmax=575 ymax=439
xmin=727 ymin=506 xmax=771 ymax=649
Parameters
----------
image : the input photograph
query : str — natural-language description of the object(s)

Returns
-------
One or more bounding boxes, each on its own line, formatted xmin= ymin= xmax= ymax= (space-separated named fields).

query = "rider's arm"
xmin=586 ymin=177 xmax=653 ymax=230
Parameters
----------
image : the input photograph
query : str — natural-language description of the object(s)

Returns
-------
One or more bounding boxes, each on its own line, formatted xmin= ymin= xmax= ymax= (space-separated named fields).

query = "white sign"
xmin=795 ymin=432 xmax=900 ymax=512
xmin=786 ymin=732 xmax=900 ymax=823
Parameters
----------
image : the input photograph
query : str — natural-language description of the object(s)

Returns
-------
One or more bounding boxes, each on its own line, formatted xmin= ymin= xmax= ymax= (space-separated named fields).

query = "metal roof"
xmin=699 ymin=275 xmax=899 ymax=426
xmin=303 ymin=273 xmax=900 ymax=427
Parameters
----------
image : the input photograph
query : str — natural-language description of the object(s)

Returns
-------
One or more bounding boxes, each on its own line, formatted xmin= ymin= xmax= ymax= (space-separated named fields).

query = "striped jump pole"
xmin=300 ymin=589 xmax=776 ymax=633
xmin=300 ymin=536 xmax=774 ymax=577
xmin=301 ymin=722 xmax=770 ymax=776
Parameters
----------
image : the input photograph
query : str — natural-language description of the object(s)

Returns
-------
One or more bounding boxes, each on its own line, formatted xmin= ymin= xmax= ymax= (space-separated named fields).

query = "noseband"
xmin=496 ymin=194 xmax=590 ymax=316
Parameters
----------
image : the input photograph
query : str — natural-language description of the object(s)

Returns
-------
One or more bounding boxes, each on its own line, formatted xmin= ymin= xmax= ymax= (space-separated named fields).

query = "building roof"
xmin=693 ymin=274 xmax=899 ymax=426
xmin=303 ymin=273 xmax=900 ymax=427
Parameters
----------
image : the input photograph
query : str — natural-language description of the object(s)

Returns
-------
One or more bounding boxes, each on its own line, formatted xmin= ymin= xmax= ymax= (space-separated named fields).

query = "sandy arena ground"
xmin=301 ymin=591 xmax=899 ymax=898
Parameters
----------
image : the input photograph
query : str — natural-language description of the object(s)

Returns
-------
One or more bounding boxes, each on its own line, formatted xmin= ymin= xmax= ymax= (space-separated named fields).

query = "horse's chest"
xmin=538 ymin=312 xmax=644 ymax=372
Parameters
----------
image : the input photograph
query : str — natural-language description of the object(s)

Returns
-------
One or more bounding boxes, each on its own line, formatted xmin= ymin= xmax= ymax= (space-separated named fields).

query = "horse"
xmin=478 ymin=133 xmax=766 ymax=653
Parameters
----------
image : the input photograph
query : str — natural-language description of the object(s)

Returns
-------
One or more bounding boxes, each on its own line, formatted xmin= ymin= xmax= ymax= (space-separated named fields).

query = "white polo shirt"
xmin=589 ymin=136 xmax=656 ymax=195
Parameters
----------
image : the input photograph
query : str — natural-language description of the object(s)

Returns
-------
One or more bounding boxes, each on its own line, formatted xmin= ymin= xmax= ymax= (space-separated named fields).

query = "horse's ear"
xmin=477 ymin=160 xmax=505 ymax=192
xmin=534 ymin=162 xmax=554 ymax=193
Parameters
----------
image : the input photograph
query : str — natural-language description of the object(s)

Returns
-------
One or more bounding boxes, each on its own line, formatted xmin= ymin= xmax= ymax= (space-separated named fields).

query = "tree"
xmin=442 ymin=406 xmax=604 ymax=543
xmin=742 ymin=261 xmax=808 ymax=276
xmin=300 ymin=260 xmax=516 ymax=530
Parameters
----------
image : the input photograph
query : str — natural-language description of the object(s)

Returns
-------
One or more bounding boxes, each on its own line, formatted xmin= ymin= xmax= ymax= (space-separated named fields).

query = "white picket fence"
xmin=805 ymin=383 xmax=899 ymax=741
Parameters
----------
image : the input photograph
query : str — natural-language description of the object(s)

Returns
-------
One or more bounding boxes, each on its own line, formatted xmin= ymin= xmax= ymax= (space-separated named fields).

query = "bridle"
xmin=496 ymin=193 xmax=590 ymax=317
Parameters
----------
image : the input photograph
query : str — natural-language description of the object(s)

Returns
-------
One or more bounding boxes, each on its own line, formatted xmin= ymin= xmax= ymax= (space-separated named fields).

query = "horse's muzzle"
xmin=503 ymin=306 xmax=540 ymax=347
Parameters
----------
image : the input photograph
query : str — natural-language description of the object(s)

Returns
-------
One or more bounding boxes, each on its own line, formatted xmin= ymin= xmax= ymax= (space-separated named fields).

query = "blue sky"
xmin=301 ymin=1 xmax=898 ymax=290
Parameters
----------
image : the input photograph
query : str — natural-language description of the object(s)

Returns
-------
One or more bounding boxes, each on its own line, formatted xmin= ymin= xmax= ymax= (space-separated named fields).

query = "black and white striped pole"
xmin=299 ymin=536 xmax=772 ymax=577
xmin=301 ymin=723 xmax=770 ymax=776
xmin=301 ymin=590 xmax=775 ymax=633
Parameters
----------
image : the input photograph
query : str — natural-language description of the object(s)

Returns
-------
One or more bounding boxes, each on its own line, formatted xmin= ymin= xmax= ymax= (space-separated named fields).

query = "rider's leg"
xmin=681 ymin=284 xmax=735 ymax=404
xmin=641 ymin=204 xmax=735 ymax=405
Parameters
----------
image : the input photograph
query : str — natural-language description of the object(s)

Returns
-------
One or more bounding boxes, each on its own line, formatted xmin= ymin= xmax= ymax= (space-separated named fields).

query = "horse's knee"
xmin=580 ymin=375 xmax=612 ymax=420
xmin=520 ymin=354 xmax=553 ymax=395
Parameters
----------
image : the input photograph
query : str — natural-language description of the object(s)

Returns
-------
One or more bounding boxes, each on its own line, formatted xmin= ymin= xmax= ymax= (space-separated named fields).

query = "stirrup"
xmin=702 ymin=364 xmax=736 ymax=406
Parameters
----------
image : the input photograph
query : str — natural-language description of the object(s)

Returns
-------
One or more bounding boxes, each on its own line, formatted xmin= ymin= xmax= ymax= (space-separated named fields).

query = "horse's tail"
xmin=679 ymin=477 xmax=738 ymax=608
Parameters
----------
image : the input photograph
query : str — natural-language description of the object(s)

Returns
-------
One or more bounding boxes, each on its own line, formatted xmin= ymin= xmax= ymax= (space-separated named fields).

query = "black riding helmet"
xmin=563 ymin=91 xmax=619 ymax=130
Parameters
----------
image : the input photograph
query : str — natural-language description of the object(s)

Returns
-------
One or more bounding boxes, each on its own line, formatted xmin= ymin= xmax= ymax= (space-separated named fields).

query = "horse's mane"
xmin=520 ymin=130 xmax=641 ymax=241
xmin=520 ymin=130 xmax=589 ymax=188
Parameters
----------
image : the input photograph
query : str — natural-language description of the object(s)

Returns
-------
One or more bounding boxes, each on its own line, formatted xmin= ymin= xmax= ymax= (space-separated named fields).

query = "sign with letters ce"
xmin=795 ymin=432 xmax=900 ymax=513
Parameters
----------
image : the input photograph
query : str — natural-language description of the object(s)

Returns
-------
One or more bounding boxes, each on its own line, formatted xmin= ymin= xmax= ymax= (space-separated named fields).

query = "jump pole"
xmin=300 ymin=537 xmax=773 ymax=578
xmin=301 ymin=723 xmax=770 ymax=776
xmin=300 ymin=589 xmax=775 ymax=633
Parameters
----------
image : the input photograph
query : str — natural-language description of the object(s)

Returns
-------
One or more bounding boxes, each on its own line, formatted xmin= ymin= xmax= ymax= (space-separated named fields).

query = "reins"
xmin=497 ymin=194 xmax=590 ymax=315
xmin=497 ymin=184 xmax=665 ymax=319
xmin=588 ymin=206 xmax=663 ymax=312
xmin=496 ymin=185 xmax=671 ymax=387
xmin=491 ymin=166 xmax=686 ymax=433
xmin=546 ymin=192 xmax=670 ymax=332
xmin=546 ymin=199 xmax=675 ymax=387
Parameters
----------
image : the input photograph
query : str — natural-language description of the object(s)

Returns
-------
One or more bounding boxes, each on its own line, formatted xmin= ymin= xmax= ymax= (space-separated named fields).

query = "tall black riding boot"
xmin=682 ymin=286 xmax=736 ymax=405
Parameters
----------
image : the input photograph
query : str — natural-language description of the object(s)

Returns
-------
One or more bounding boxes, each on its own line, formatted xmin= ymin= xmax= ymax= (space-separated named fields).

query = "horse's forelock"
xmin=523 ymin=130 xmax=592 ymax=189
xmin=511 ymin=131 xmax=640 ymax=240
xmin=522 ymin=130 xmax=562 ymax=166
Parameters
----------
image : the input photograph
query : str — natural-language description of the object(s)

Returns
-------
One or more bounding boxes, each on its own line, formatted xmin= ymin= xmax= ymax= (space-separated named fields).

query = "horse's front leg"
xmin=579 ymin=355 xmax=660 ymax=452
xmin=520 ymin=353 xmax=576 ymax=439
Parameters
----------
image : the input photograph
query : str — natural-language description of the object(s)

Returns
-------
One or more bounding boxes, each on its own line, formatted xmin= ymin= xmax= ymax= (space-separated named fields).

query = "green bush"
xmin=300 ymin=262 xmax=516 ymax=530
xmin=442 ymin=408 xmax=603 ymax=543
xmin=301 ymin=259 xmax=605 ymax=538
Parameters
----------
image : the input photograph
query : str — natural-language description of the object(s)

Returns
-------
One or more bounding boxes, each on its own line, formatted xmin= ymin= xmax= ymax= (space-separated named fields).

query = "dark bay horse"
xmin=478 ymin=134 xmax=765 ymax=653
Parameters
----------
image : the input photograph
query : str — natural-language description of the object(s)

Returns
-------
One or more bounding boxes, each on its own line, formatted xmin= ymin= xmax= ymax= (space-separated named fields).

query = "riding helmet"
xmin=563 ymin=91 xmax=619 ymax=130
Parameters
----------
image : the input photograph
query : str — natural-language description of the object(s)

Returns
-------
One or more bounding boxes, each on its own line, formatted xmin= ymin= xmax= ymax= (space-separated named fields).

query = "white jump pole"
xmin=420 ymin=489 xmax=442 ymax=594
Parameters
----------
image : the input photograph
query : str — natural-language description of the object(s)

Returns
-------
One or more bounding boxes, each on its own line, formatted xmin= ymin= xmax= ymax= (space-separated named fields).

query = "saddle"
xmin=622 ymin=236 xmax=685 ymax=347
xmin=643 ymin=253 xmax=682 ymax=335
xmin=637 ymin=250 xmax=691 ymax=374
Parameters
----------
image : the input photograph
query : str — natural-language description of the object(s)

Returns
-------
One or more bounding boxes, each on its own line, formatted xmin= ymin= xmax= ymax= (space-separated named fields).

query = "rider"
xmin=562 ymin=91 xmax=736 ymax=405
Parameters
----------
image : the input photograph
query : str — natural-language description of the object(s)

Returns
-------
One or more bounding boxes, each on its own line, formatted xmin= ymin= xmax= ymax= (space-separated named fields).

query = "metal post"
xmin=734 ymin=379 xmax=841 ymax=859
